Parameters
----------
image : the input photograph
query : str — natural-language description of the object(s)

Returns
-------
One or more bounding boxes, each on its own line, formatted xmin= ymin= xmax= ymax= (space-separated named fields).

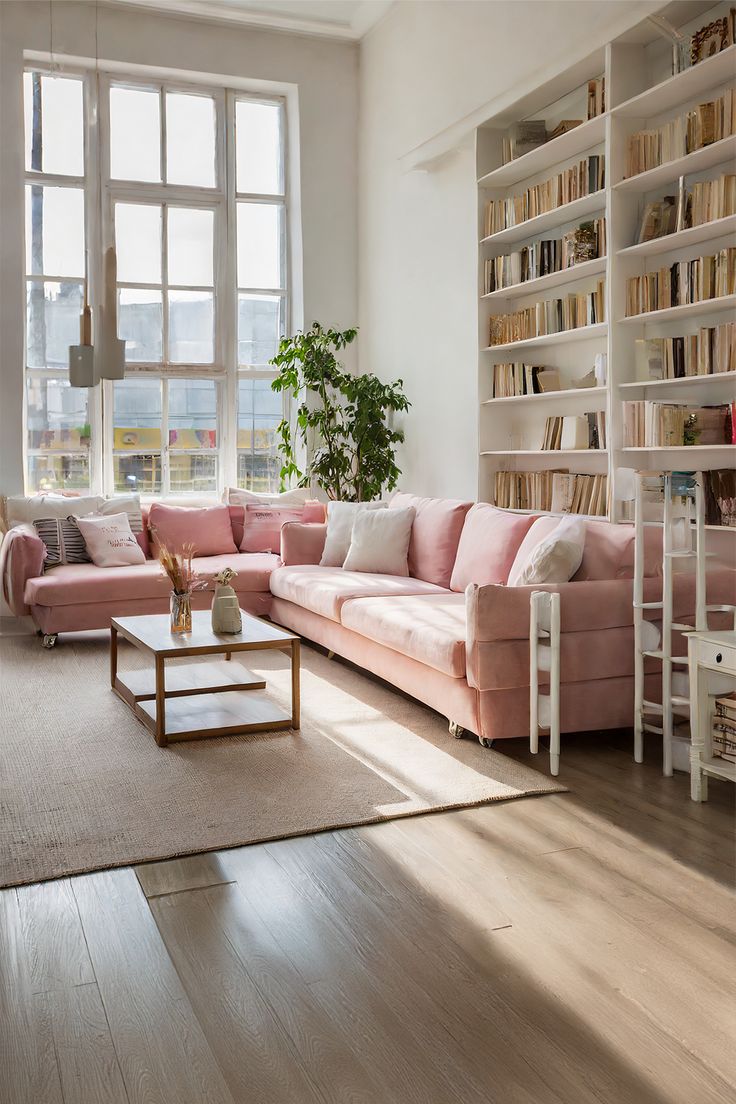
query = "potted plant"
xmin=270 ymin=323 xmax=410 ymax=501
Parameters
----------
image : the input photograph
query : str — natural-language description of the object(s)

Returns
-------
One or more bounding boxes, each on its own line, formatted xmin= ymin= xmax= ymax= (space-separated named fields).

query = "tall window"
xmin=22 ymin=68 xmax=289 ymax=496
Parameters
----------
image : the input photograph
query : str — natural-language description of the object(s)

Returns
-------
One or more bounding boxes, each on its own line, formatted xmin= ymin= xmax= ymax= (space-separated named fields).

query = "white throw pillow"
xmin=7 ymin=494 xmax=103 ymax=527
xmin=507 ymin=516 xmax=586 ymax=586
xmin=342 ymin=507 xmax=416 ymax=575
xmin=320 ymin=501 xmax=387 ymax=567
xmin=99 ymin=494 xmax=144 ymax=537
xmin=226 ymin=487 xmax=311 ymax=507
xmin=72 ymin=513 xmax=146 ymax=568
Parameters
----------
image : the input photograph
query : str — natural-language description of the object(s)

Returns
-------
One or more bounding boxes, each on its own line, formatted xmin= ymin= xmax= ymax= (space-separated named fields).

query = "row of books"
xmin=541 ymin=412 xmax=606 ymax=450
xmin=636 ymin=174 xmax=736 ymax=244
xmin=488 ymin=280 xmax=606 ymax=345
xmin=587 ymin=77 xmax=605 ymax=120
xmin=624 ymin=248 xmax=736 ymax=316
xmin=625 ymin=89 xmax=736 ymax=177
xmin=493 ymin=469 xmax=608 ymax=516
xmin=634 ymin=324 xmax=736 ymax=380
xmin=621 ymin=400 xmax=735 ymax=447
xmin=491 ymin=363 xmax=562 ymax=398
xmin=483 ymin=220 xmax=606 ymax=293
xmin=482 ymin=156 xmax=605 ymax=237
xmin=712 ymin=697 xmax=736 ymax=763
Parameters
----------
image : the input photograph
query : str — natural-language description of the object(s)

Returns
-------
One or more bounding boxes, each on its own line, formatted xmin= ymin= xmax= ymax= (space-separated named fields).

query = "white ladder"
xmin=530 ymin=590 xmax=561 ymax=776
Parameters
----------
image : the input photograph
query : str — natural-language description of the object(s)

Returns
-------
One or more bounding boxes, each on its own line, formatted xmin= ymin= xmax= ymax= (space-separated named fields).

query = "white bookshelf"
xmin=476 ymin=0 xmax=736 ymax=527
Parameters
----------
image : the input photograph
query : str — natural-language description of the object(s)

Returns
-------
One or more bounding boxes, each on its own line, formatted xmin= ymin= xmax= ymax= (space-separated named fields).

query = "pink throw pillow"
xmin=240 ymin=501 xmax=326 ymax=554
xmin=449 ymin=503 xmax=537 ymax=591
xmin=390 ymin=492 xmax=473 ymax=587
xmin=148 ymin=502 xmax=238 ymax=558
xmin=73 ymin=513 xmax=146 ymax=568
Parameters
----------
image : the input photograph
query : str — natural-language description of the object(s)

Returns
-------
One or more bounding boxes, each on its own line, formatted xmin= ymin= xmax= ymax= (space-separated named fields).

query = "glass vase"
xmin=170 ymin=589 xmax=192 ymax=633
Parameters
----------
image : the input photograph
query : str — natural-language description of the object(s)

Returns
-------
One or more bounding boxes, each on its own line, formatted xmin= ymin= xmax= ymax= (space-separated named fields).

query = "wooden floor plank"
xmin=16 ymin=878 xmax=96 ymax=993
xmin=72 ymin=869 xmax=235 ymax=1104
xmin=0 ymin=890 xmax=64 ymax=1104
xmin=43 ymin=984 xmax=129 ymax=1104
xmin=135 ymin=853 xmax=234 ymax=899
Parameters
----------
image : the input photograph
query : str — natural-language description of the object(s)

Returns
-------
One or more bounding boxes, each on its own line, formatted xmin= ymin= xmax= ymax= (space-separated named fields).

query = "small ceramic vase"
xmin=211 ymin=583 xmax=242 ymax=634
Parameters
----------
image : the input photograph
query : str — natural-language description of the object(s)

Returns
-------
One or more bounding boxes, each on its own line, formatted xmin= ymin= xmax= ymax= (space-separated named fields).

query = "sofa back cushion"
xmin=390 ymin=492 xmax=473 ymax=588
xmin=240 ymin=502 xmax=325 ymax=554
xmin=449 ymin=504 xmax=537 ymax=592
xmin=507 ymin=514 xmax=663 ymax=582
xmin=148 ymin=502 xmax=238 ymax=557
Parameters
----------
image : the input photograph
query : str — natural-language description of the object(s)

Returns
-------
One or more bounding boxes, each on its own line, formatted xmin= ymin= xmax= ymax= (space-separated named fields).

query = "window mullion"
xmin=222 ymin=89 xmax=238 ymax=493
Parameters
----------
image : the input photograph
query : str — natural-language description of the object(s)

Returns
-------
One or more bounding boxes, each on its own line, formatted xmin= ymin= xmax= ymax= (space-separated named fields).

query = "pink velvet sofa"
xmin=270 ymin=494 xmax=735 ymax=747
xmin=1 ymin=505 xmax=278 ymax=639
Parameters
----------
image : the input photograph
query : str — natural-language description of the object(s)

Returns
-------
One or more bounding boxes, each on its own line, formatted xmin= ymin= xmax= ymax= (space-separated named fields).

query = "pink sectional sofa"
xmin=4 ymin=492 xmax=734 ymax=750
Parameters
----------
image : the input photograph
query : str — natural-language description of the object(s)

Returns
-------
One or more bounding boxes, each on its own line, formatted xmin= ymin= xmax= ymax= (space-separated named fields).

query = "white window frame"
xmin=22 ymin=64 xmax=291 ymax=499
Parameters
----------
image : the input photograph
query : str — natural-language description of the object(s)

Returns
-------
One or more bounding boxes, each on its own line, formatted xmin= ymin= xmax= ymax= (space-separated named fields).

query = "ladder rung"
xmin=643 ymin=723 xmax=663 ymax=735
xmin=672 ymin=623 xmax=695 ymax=632
xmin=672 ymin=695 xmax=690 ymax=709
xmin=634 ymin=602 xmax=663 ymax=610
xmin=707 ymin=604 xmax=736 ymax=613
xmin=642 ymin=651 xmax=688 ymax=664
xmin=664 ymin=550 xmax=715 ymax=559
xmin=642 ymin=700 xmax=663 ymax=714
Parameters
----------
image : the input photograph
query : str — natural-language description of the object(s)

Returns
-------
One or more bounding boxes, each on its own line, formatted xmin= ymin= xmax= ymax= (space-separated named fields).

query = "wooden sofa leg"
xmin=449 ymin=721 xmax=464 ymax=740
xmin=327 ymin=650 xmax=335 ymax=660
xmin=478 ymin=735 xmax=493 ymax=749
xmin=41 ymin=634 xmax=58 ymax=649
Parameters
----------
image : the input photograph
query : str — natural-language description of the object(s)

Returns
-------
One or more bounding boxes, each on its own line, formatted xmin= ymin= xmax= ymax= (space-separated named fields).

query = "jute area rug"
xmin=0 ymin=631 xmax=563 ymax=887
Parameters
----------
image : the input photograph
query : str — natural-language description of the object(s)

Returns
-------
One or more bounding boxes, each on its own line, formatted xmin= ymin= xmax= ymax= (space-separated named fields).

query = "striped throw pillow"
xmin=32 ymin=516 xmax=91 ymax=568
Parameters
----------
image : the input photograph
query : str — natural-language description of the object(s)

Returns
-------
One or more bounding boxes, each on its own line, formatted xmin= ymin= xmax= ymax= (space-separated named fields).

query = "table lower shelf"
xmin=134 ymin=689 xmax=293 ymax=742
xmin=698 ymin=756 xmax=736 ymax=782
xmin=115 ymin=660 xmax=266 ymax=703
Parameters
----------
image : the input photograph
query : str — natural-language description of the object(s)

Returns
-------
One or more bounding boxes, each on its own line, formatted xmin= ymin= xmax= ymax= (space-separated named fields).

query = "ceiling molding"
xmin=102 ymin=0 xmax=392 ymax=40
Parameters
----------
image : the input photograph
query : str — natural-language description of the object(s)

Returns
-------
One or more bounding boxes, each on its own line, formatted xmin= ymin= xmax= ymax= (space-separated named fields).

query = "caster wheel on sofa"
xmin=478 ymin=736 xmax=494 ymax=749
xmin=41 ymin=634 xmax=58 ymax=649
xmin=448 ymin=721 xmax=465 ymax=740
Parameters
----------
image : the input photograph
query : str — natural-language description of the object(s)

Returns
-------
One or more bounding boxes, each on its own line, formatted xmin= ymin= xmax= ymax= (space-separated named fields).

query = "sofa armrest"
xmin=1 ymin=524 xmax=46 ymax=616
xmin=280 ymin=522 xmax=327 ymax=565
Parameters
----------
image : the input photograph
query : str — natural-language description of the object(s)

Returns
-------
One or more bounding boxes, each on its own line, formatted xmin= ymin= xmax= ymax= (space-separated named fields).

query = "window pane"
xmin=113 ymin=378 xmax=162 ymax=495
xmin=25 ymin=186 xmax=85 ymax=278
xmin=238 ymin=294 xmax=283 ymax=366
xmin=24 ymin=73 xmax=84 ymax=177
xmin=168 ymin=378 xmax=217 ymax=448
xmin=114 ymin=455 xmax=161 ymax=495
xmin=167 ymin=208 xmax=214 ymax=286
xmin=118 ymin=289 xmax=163 ymax=363
xmin=236 ymin=100 xmax=282 ymax=195
xmin=237 ymin=202 xmax=282 ymax=289
xmin=170 ymin=453 xmax=217 ymax=495
xmin=237 ymin=377 xmax=281 ymax=493
xmin=115 ymin=203 xmax=162 ymax=284
xmin=169 ymin=291 xmax=214 ymax=364
xmin=28 ymin=453 xmax=90 ymax=494
xmin=26 ymin=281 xmax=83 ymax=369
xmin=166 ymin=92 xmax=216 ymax=187
xmin=110 ymin=85 xmax=161 ymax=182
xmin=26 ymin=376 xmax=90 ymax=451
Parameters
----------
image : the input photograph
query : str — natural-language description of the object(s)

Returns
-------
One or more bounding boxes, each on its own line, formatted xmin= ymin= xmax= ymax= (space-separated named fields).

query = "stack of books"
xmin=625 ymin=247 xmax=736 ymax=315
xmin=489 ymin=280 xmax=605 ymax=345
xmin=483 ymin=219 xmax=606 ymax=293
xmin=622 ymin=400 xmax=734 ymax=447
xmin=689 ymin=173 xmax=736 ymax=227
xmin=491 ymin=364 xmax=561 ymax=397
xmin=712 ymin=697 xmax=736 ymax=763
xmin=587 ymin=77 xmax=605 ymax=119
xmin=634 ymin=324 xmax=736 ymax=379
xmin=483 ymin=156 xmax=604 ymax=236
xmin=541 ymin=412 xmax=606 ymax=450
xmin=493 ymin=470 xmax=607 ymax=515
xmin=625 ymin=89 xmax=736 ymax=177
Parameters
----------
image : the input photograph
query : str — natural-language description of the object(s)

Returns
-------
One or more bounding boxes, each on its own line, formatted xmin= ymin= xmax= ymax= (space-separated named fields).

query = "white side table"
xmin=686 ymin=630 xmax=736 ymax=802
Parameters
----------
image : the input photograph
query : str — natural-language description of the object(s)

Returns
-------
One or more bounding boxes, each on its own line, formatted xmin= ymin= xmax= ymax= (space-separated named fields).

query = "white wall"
xmin=358 ymin=0 xmax=653 ymax=500
xmin=0 ymin=0 xmax=358 ymax=497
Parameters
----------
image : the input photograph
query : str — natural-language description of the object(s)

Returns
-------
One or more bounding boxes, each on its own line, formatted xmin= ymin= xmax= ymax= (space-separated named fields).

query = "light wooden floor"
xmin=1 ymin=729 xmax=734 ymax=1104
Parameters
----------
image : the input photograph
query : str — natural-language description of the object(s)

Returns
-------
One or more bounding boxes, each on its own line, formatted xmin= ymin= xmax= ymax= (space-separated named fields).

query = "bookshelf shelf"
xmin=482 ymin=385 xmax=607 ymax=405
xmin=612 ymin=43 xmax=736 ymax=119
xmin=482 ymin=322 xmax=607 ymax=354
xmin=481 ymin=256 xmax=606 ymax=302
xmin=613 ymin=134 xmax=736 ymax=193
xmin=620 ymin=294 xmax=736 ymax=325
xmin=476 ymin=4 xmax=735 ymax=521
xmin=477 ymin=115 xmax=606 ymax=189
xmin=618 ymin=371 xmax=736 ymax=390
xmin=617 ymin=215 xmax=736 ymax=259
xmin=480 ymin=190 xmax=606 ymax=249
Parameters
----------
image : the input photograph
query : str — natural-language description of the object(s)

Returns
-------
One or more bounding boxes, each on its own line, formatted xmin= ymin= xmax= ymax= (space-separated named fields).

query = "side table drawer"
xmin=696 ymin=641 xmax=736 ymax=676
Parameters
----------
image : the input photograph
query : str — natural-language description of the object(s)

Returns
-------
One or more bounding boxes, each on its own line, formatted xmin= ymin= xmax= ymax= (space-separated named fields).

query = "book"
xmin=621 ymin=401 xmax=733 ymax=447
xmin=625 ymin=247 xmax=736 ymax=317
xmin=483 ymin=155 xmax=605 ymax=236
xmin=625 ymin=89 xmax=736 ymax=178
xmin=483 ymin=219 xmax=606 ymax=293
xmin=488 ymin=280 xmax=606 ymax=345
xmin=494 ymin=470 xmax=607 ymax=516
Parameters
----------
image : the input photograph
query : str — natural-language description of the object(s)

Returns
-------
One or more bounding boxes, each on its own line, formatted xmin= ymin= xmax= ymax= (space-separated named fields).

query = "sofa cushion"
xmin=507 ymin=515 xmax=585 ymax=586
xmin=449 ymin=504 xmax=537 ymax=592
xmin=269 ymin=564 xmax=448 ymax=623
xmin=148 ymin=502 xmax=238 ymax=557
xmin=340 ymin=593 xmax=467 ymax=678
xmin=25 ymin=553 xmax=279 ymax=608
xmin=390 ymin=492 xmax=473 ymax=588
xmin=342 ymin=506 xmax=415 ymax=575
xmin=240 ymin=502 xmax=326 ymax=554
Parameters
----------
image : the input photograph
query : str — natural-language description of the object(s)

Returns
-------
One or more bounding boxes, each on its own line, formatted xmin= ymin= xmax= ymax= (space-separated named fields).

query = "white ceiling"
xmin=108 ymin=0 xmax=393 ymax=39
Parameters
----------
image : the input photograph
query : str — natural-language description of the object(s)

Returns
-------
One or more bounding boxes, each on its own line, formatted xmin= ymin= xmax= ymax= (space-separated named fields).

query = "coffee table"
xmin=110 ymin=610 xmax=300 ymax=747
